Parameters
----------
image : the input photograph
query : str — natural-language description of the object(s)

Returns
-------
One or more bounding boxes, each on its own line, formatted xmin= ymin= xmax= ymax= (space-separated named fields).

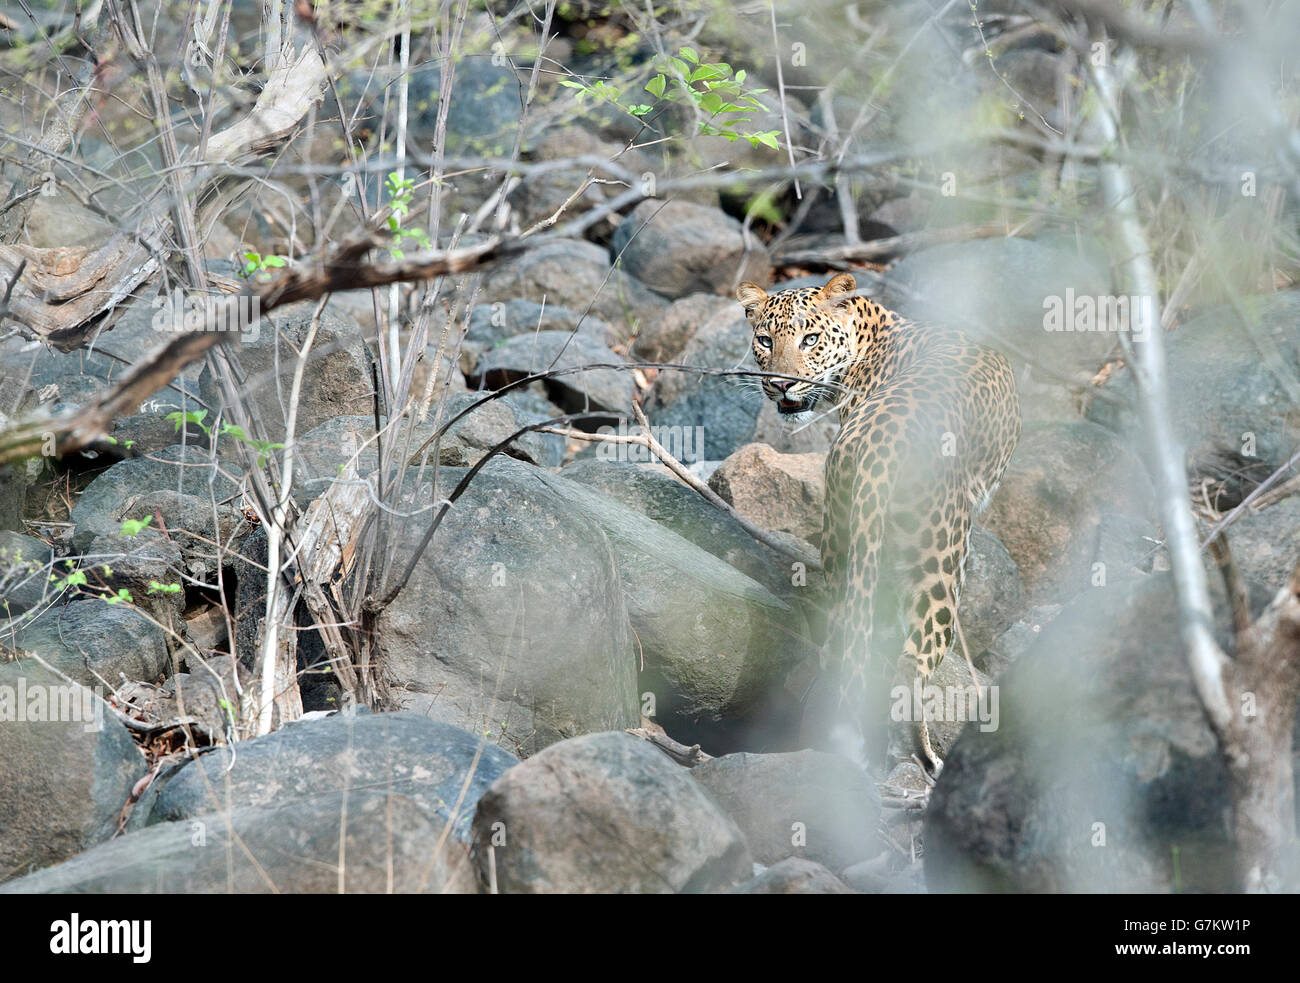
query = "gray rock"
xmin=470 ymin=731 xmax=752 ymax=893
xmin=729 ymin=857 xmax=855 ymax=893
xmin=691 ymin=750 xmax=881 ymax=870
xmin=290 ymin=398 xmax=554 ymax=501
xmin=496 ymin=393 xmax=567 ymax=467
xmin=409 ymin=57 xmax=523 ymax=154
xmin=0 ymin=530 xmax=54 ymax=615
xmin=883 ymin=236 xmax=1114 ymax=424
xmin=1094 ymin=512 xmax=1163 ymax=580
xmin=1088 ymin=290 xmax=1300 ymax=497
xmin=378 ymin=458 xmax=639 ymax=757
xmin=0 ymin=662 xmax=144 ymax=881
xmin=645 ymin=298 xmax=764 ymax=460
xmin=0 ymin=462 xmax=29 ymax=535
xmin=69 ymin=443 xmax=243 ymax=555
xmin=708 ymin=442 xmax=825 ymax=544
xmin=83 ymin=530 xmax=185 ymax=622
xmin=472 ymin=331 xmax=632 ymax=418
xmin=198 ymin=300 xmax=373 ymax=446
xmin=509 ymin=126 xmax=657 ymax=234
xmin=147 ymin=711 xmax=515 ymax=844
xmin=465 ymin=299 xmax=619 ymax=356
xmin=924 ymin=573 xmax=1240 ymax=893
xmin=629 ymin=293 xmax=733 ymax=364
xmin=476 ymin=238 xmax=668 ymax=342
xmin=977 ymin=604 xmax=1061 ymax=680
xmin=1225 ymin=496 xmax=1300 ymax=616
xmin=980 ymin=421 xmax=1156 ymax=604
xmin=557 ymin=458 xmax=807 ymax=599
xmin=524 ymin=467 xmax=818 ymax=744
xmin=959 ymin=525 xmax=1026 ymax=659
xmin=610 ymin=199 xmax=771 ymax=299
xmin=3 ymin=790 xmax=477 ymax=893
xmin=17 ymin=599 xmax=169 ymax=689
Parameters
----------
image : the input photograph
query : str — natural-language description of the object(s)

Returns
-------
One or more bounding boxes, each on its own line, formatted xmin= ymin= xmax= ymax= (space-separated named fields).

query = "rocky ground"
xmin=1 ymin=4 xmax=1298 ymax=894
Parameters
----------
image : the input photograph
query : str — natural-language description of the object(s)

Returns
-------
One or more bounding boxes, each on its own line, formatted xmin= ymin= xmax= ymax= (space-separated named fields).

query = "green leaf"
xmin=645 ymin=74 xmax=666 ymax=98
xmin=120 ymin=516 xmax=153 ymax=539
xmin=690 ymin=66 xmax=726 ymax=84
xmin=164 ymin=409 xmax=208 ymax=435
xmin=669 ymin=57 xmax=688 ymax=78
xmin=680 ymin=46 xmax=699 ymax=64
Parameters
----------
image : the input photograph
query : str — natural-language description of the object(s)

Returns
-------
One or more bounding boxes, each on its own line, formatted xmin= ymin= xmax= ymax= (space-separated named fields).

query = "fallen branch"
xmin=625 ymin=725 xmax=713 ymax=768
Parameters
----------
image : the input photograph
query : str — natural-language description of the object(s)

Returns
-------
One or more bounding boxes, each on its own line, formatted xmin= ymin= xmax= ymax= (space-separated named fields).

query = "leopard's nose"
xmin=771 ymin=378 xmax=794 ymax=393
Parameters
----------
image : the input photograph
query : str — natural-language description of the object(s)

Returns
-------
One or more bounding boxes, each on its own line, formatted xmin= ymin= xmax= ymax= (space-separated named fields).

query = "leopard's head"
xmin=737 ymin=272 xmax=858 ymax=421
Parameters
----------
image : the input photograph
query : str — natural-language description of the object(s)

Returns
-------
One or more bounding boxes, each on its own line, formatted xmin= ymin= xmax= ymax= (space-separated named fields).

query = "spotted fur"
xmin=738 ymin=272 xmax=1021 ymax=770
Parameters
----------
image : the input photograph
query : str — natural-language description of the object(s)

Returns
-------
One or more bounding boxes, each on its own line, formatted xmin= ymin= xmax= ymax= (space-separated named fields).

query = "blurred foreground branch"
xmin=1093 ymin=42 xmax=1300 ymax=893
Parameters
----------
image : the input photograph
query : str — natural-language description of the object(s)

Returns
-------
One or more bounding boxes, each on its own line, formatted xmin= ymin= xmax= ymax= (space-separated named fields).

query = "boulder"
xmin=2 ymin=790 xmax=476 ymax=893
xmin=145 ymin=712 xmax=516 ymax=847
xmin=708 ymin=442 xmax=826 ymax=544
xmin=883 ymin=235 xmax=1114 ymax=424
xmin=377 ymin=458 xmax=640 ymax=757
xmin=0 ymin=662 xmax=144 ymax=881
xmin=69 ymin=443 xmax=244 ymax=556
xmin=17 ymin=599 xmax=169 ymax=690
xmin=0 ymin=530 xmax=54 ymax=615
xmin=558 ymin=458 xmax=811 ymax=600
xmin=691 ymin=750 xmax=881 ymax=870
xmin=645 ymin=298 xmax=763 ymax=460
xmin=524 ymin=466 xmax=819 ymax=750
xmin=980 ymin=421 xmax=1156 ymax=604
xmin=610 ymin=199 xmax=771 ymax=299
xmin=924 ymin=573 xmax=1242 ymax=893
xmin=198 ymin=300 xmax=373 ymax=446
xmin=470 ymin=731 xmax=752 ymax=892
xmin=472 ymin=331 xmax=632 ymax=418
xmin=290 ymin=399 xmax=555 ymax=501
xmin=629 ymin=293 xmax=733 ymax=364
xmin=476 ymin=238 xmax=668 ymax=342
xmin=1088 ymin=290 xmax=1300 ymax=503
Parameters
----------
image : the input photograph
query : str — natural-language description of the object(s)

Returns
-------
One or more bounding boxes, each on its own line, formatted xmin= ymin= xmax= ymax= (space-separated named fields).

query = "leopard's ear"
xmin=820 ymin=272 xmax=857 ymax=301
xmin=737 ymin=282 xmax=768 ymax=316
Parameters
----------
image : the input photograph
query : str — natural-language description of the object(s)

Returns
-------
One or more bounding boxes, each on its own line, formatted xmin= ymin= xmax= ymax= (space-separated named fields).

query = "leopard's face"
xmin=738 ymin=273 xmax=858 ymax=423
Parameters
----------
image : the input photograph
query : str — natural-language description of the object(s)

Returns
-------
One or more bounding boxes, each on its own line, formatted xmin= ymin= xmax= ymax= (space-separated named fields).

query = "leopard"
xmin=737 ymin=272 xmax=1021 ymax=774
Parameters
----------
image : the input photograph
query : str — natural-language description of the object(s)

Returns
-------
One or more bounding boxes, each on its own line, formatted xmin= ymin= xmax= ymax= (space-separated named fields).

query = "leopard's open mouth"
xmin=776 ymin=396 xmax=814 ymax=415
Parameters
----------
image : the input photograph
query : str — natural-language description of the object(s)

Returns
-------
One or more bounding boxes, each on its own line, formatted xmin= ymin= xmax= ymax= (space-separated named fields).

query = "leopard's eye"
xmin=800 ymin=333 xmax=820 ymax=349
xmin=756 ymin=335 xmax=773 ymax=349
